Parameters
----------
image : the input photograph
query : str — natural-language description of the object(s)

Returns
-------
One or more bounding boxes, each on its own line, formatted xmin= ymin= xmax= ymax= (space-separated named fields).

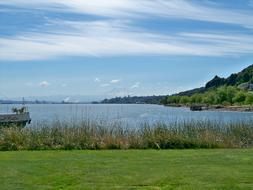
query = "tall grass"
xmin=0 ymin=120 xmax=253 ymax=150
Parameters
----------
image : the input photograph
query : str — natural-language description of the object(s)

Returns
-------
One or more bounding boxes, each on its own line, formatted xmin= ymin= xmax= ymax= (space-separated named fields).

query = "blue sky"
xmin=0 ymin=0 xmax=253 ymax=101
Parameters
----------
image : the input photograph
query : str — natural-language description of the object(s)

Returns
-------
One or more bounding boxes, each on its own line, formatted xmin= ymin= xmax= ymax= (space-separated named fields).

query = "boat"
xmin=0 ymin=107 xmax=31 ymax=127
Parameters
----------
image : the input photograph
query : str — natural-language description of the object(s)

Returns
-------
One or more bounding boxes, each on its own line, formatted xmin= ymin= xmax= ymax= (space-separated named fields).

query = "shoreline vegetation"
xmin=163 ymin=86 xmax=253 ymax=112
xmin=0 ymin=120 xmax=252 ymax=151
xmin=162 ymin=64 xmax=253 ymax=111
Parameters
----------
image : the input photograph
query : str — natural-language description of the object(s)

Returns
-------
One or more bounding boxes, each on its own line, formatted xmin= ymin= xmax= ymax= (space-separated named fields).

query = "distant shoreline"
xmin=2 ymin=102 xmax=253 ymax=112
xmin=165 ymin=104 xmax=253 ymax=112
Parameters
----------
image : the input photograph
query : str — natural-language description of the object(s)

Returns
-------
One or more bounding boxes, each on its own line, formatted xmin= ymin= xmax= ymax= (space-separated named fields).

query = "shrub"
xmin=0 ymin=120 xmax=252 ymax=150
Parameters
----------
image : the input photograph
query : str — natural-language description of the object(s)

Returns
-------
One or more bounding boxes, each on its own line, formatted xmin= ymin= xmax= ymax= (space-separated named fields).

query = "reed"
xmin=0 ymin=120 xmax=252 ymax=150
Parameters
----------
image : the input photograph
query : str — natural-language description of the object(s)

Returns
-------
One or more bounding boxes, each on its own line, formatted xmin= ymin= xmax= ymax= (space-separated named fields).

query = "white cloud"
xmin=110 ymin=79 xmax=121 ymax=84
xmin=94 ymin=78 xmax=101 ymax=83
xmin=1 ymin=27 xmax=252 ymax=61
xmin=38 ymin=81 xmax=50 ymax=87
xmin=1 ymin=0 xmax=253 ymax=28
xmin=131 ymin=82 xmax=140 ymax=89
xmin=0 ymin=1 xmax=253 ymax=61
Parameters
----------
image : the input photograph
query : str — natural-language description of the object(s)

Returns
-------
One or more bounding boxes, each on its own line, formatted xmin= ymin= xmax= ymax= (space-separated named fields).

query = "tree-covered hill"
xmin=175 ymin=64 xmax=253 ymax=97
xmin=164 ymin=64 xmax=253 ymax=106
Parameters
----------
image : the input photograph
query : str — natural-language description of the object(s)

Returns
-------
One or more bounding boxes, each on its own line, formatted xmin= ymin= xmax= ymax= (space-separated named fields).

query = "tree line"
xmin=163 ymin=86 xmax=253 ymax=106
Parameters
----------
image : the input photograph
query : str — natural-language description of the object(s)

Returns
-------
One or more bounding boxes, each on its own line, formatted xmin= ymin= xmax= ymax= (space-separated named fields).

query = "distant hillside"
xmin=177 ymin=64 xmax=253 ymax=96
xmin=100 ymin=95 xmax=166 ymax=104
xmin=164 ymin=64 xmax=253 ymax=106
xmin=176 ymin=87 xmax=206 ymax=96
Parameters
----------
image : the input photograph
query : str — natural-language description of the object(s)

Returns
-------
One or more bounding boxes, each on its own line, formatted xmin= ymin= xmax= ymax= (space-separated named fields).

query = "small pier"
xmin=0 ymin=112 xmax=31 ymax=127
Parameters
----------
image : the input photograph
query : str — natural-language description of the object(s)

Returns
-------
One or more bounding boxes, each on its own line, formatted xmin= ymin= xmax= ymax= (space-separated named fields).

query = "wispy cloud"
xmin=110 ymin=79 xmax=121 ymax=84
xmin=100 ymin=79 xmax=121 ymax=87
xmin=1 ymin=27 xmax=253 ymax=61
xmin=0 ymin=1 xmax=253 ymax=61
xmin=2 ymin=0 xmax=253 ymax=28
xmin=131 ymin=82 xmax=140 ymax=89
xmin=38 ymin=81 xmax=50 ymax=87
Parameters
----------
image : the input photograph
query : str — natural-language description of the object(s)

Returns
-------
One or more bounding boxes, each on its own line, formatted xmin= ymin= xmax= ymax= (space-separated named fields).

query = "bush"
xmin=245 ymin=93 xmax=253 ymax=105
xmin=233 ymin=92 xmax=246 ymax=104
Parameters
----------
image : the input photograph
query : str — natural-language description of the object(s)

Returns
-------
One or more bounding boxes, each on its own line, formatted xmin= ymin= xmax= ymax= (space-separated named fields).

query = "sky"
xmin=0 ymin=0 xmax=253 ymax=101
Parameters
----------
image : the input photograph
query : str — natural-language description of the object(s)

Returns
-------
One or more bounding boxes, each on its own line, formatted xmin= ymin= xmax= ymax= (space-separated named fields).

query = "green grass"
xmin=0 ymin=149 xmax=252 ymax=189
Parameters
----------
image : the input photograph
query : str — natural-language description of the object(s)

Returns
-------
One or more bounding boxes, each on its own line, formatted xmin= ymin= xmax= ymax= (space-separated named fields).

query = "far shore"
xmin=165 ymin=104 xmax=253 ymax=112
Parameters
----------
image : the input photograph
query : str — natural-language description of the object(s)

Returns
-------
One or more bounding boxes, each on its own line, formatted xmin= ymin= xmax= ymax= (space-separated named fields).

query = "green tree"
xmin=190 ymin=94 xmax=203 ymax=104
xmin=179 ymin=96 xmax=190 ymax=104
xmin=214 ymin=87 xmax=227 ymax=104
xmin=225 ymin=86 xmax=237 ymax=104
xmin=233 ymin=92 xmax=246 ymax=104
xmin=202 ymin=91 xmax=215 ymax=104
xmin=167 ymin=96 xmax=181 ymax=104
xmin=245 ymin=93 xmax=253 ymax=105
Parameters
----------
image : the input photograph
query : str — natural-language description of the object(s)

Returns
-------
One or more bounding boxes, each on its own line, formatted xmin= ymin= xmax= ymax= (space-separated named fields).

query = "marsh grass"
xmin=0 ymin=120 xmax=252 ymax=150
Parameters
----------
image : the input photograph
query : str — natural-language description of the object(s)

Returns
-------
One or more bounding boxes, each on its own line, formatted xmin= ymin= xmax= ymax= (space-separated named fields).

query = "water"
xmin=1 ymin=104 xmax=253 ymax=126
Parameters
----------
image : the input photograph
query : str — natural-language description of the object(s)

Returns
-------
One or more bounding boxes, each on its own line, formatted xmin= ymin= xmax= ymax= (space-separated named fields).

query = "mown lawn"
xmin=0 ymin=149 xmax=252 ymax=190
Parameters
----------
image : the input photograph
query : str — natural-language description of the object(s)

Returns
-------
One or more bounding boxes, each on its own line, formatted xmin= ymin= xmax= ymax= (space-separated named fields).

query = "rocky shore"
xmin=166 ymin=104 xmax=253 ymax=112
xmin=207 ymin=105 xmax=253 ymax=112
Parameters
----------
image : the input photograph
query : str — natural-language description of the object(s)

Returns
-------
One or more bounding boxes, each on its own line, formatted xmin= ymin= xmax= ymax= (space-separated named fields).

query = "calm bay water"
xmin=1 ymin=104 xmax=253 ymax=126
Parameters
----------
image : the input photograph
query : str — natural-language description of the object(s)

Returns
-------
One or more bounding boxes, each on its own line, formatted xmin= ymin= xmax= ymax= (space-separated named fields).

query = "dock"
xmin=0 ymin=112 xmax=31 ymax=127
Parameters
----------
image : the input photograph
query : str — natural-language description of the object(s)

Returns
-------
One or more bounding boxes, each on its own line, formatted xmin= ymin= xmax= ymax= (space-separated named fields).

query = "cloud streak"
xmin=1 ymin=24 xmax=253 ymax=61
xmin=2 ymin=0 xmax=253 ymax=28
xmin=0 ymin=0 xmax=253 ymax=61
